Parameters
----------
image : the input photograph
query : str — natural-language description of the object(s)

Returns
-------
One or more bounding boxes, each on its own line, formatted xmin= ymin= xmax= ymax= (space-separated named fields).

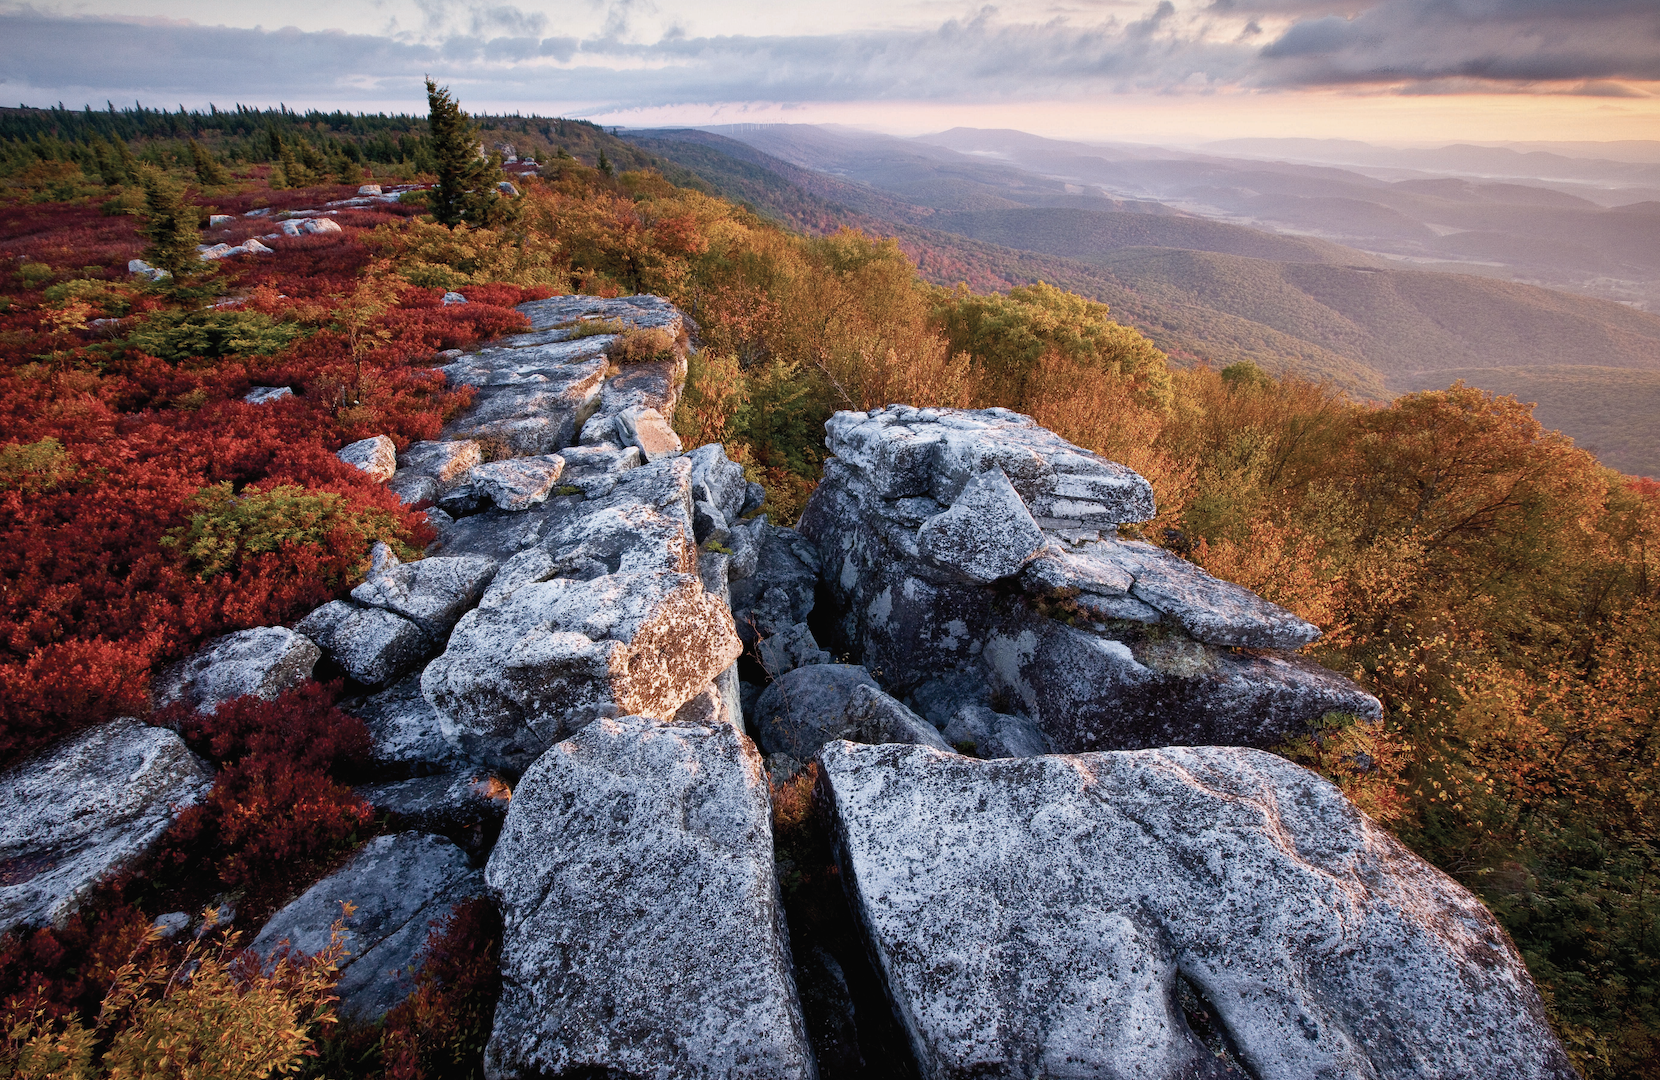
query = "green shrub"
xmin=124 ymin=309 xmax=303 ymax=362
xmin=162 ymin=483 xmax=419 ymax=581
xmin=0 ymin=437 xmax=75 ymax=493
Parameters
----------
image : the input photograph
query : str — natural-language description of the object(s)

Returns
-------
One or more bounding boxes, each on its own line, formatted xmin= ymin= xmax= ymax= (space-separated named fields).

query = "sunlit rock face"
xmin=818 ymin=740 xmax=1579 ymax=1080
xmin=798 ymin=405 xmax=1379 ymax=753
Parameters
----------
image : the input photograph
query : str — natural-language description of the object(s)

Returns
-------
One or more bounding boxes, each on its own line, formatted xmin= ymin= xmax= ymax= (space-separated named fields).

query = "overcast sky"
xmin=2 ymin=0 xmax=1657 ymax=143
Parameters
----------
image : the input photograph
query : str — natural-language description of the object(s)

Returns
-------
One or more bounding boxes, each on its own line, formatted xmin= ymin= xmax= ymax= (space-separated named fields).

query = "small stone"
xmin=942 ymin=704 xmax=1052 ymax=758
xmin=152 ymin=626 xmax=320 ymax=714
xmin=442 ymin=291 xmax=468 ymax=305
xmin=614 ymin=406 xmax=682 ymax=462
xmin=296 ymin=601 xmax=428 ymax=686
xmin=358 ymin=184 xmax=384 ymax=196
xmin=208 ymin=215 xmax=233 ymax=227
xmin=337 ymin=435 xmax=397 ymax=483
xmin=153 ymin=911 xmax=191 ymax=939
xmin=301 ymin=217 xmax=343 ymax=234
xmin=753 ymin=664 xmax=952 ymax=760
xmin=243 ymin=386 xmax=293 ymax=405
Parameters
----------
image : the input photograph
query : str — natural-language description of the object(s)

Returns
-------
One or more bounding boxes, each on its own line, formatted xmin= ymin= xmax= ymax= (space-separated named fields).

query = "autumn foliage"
xmin=3 ymin=113 xmax=1660 ymax=1077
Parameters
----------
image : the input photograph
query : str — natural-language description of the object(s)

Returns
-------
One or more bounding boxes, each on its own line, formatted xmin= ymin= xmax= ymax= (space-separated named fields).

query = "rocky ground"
xmin=0 ymin=295 xmax=1577 ymax=1079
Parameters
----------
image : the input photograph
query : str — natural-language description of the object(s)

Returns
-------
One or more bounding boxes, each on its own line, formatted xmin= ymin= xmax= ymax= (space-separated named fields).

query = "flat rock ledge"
xmin=485 ymin=716 xmax=815 ymax=1080
xmin=1 ymin=720 xmax=212 ymax=929
xmin=817 ymin=740 xmax=1577 ymax=1080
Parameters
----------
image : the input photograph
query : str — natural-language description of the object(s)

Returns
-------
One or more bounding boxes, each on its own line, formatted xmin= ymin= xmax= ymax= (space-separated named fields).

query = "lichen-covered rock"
xmin=350 ymin=544 xmax=497 ymax=641
xmin=817 ymin=741 xmax=1576 ymax=1080
xmin=422 ymin=459 xmax=742 ymax=770
xmin=398 ymin=440 xmax=482 ymax=486
xmin=244 ymin=385 xmax=293 ymax=405
xmin=729 ymin=521 xmax=820 ymax=648
xmin=687 ymin=442 xmax=750 ymax=524
xmin=252 ymin=832 xmax=483 ymax=1021
xmin=296 ymin=601 xmax=427 ymax=687
xmin=152 ymin=626 xmax=320 ymax=714
xmin=615 ymin=406 xmax=682 ymax=463
xmin=468 ymin=454 xmax=565 ymax=511
xmin=484 ymin=716 xmax=814 ymax=1080
xmin=799 ymin=408 xmax=1379 ymax=753
xmin=754 ymin=664 xmax=951 ymax=761
xmin=337 ymin=435 xmax=397 ymax=483
xmin=1 ymin=720 xmax=212 ymax=929
xmin=344 ymin=674 xmax=461 ymax=776
xmin=916 ymin=466 xmax=1045 ymax=583
xmin=757 ymin=621 xmax=832 ymax=676
xmin=941 ymin=704 xmax=1052 ymax=758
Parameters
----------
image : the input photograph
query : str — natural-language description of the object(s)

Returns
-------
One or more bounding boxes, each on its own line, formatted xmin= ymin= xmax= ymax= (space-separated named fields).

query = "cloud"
xmin=0 ymin=0 xmax=1654 ymax=114
xmin=1256 ymin=0 xmax=1660 ymax=85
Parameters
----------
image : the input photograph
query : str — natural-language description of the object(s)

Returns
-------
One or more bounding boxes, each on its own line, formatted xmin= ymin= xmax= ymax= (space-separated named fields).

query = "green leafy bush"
xmin=0 ymin=438 xmax=75 ymax=493
xmin=162 ymin=483 xmax=419 ymax=582
xmin=124 ymin=310 xmax=303 ymax=362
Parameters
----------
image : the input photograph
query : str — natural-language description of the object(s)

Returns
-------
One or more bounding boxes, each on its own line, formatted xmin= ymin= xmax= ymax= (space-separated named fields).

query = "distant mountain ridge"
xmin=626 ymin=125 xmax=1660 ymax=477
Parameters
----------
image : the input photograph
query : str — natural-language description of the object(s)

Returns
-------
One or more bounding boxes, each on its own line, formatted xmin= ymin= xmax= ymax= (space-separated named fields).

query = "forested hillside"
xmin=0 ymin=100 xmax=1657 ymax=1077
xmin=632 ymin=127 xmax=1660 ymax=477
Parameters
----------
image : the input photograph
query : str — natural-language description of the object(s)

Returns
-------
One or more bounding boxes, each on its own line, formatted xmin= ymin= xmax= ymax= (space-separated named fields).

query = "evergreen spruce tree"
xmin=188 ymin=139 xmax=230 ymax=186
xmin=136 ymin=167 xmax=201 ymax=275
xmin=425 ymin=78 xmax=513 ymax=229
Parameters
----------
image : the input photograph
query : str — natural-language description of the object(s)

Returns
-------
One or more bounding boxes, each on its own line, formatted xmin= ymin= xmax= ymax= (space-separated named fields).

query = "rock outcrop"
xmin=1 ymin=719 xmax=212 ymax=929
xmin=798 ymin=405 xmax=1377 ymax=752
xmin=421 ymin=457 xmax=741 ymax=771
xmin=143 ymin=294 xmax=1569 ymax=1078
xmin=817 ymin=740 xmax=1576 ymax=1080
xmin=485 ymin=716 xmax=815 ymax=1080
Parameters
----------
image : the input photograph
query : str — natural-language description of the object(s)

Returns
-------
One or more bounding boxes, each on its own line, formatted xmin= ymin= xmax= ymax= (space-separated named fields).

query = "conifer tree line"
xmin=0 ymin=100 xmax=631 ymax=184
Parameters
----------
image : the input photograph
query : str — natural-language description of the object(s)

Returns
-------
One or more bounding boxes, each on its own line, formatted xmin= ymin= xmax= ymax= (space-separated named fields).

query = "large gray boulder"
xmin=421 ymin=458 xmax=742 ymax=771
xmin=1 ymin=719 xmax=212 ymax=929
xmin=817 ymin=741 xmax=1576 ymax=1080
xmin=754 ymin=664 xmax=951 ymax=762
xmin=468 ymin=454 xmax=565 ymax=511
xmin=296 ymin=600 xmax=427 ymax=687
xmin=252 ymin=832 xmax=484 ymax=1022
xmin=798 ymin=407 xmax=1378 ymax=753
xmin=152 ymin=626 xmax=320 ymax=714
xmin=485 ymin=716 xmax=815 ymax=1080
xmin=351 ymin=544 xmax=497 ymax=642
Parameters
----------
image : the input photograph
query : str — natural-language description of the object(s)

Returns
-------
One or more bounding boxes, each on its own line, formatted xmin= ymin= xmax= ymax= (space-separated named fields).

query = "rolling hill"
xmin=627 ymin=126 xmax=1660 ymax=477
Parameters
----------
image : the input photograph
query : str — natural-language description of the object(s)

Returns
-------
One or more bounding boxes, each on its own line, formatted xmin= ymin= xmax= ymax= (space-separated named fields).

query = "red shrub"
xmin=0 ymin=902 xmax=151 ymax=1029
xmin=456 ymin=283 xmax=554 ymax=307
xmin=375 ymin=898 xmax=503 ymax=1080
xmin=156 ymin=683 xmax=374 ymax=903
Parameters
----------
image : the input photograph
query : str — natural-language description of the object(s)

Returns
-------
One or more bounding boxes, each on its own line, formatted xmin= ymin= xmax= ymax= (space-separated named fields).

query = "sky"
xmin=2 ymin=0 xmax=1658 ymax=145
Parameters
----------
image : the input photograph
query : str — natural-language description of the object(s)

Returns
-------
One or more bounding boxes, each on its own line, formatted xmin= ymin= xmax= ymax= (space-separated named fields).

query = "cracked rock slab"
xmin=152 ymin=626 xmax=320 ymax=714
xmin=469 ymin=454 xmax=565 ymax=511
xmin=252 ymin=832 xmax=483 ymax=1022
xmin=351 ymin=544 xmax=498 ymax=641
xmin=817 ymin=741 xmax=1576 ymax=1080
xmin=484 ymin=716 xmax=814 ymax=1080
xmin=1 ymin=719 xmax=212 ymax=929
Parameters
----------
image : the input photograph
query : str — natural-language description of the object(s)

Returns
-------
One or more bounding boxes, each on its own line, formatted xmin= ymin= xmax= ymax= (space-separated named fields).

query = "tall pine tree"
xmin=425 ymin=79 xmax=513 ymax=229
xmin=136 ymin=167 xmax=201 ymax=275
